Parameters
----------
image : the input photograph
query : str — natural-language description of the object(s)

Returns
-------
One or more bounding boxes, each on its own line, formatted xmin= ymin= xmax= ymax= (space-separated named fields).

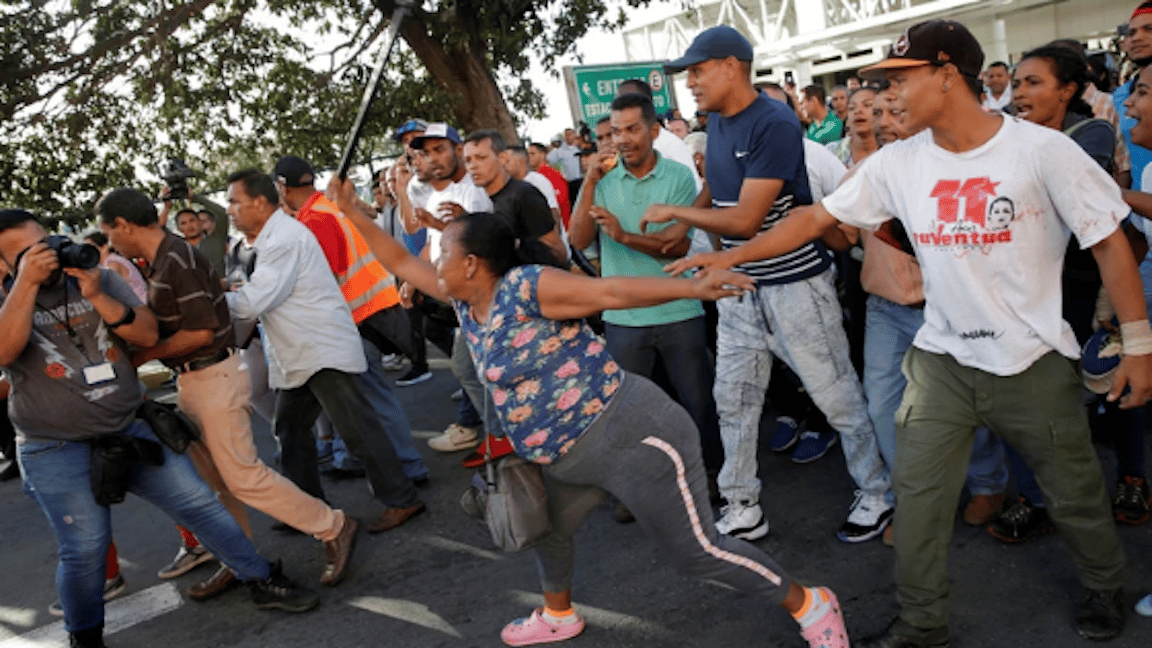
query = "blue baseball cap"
xmin=392 ymin=118 xmax=428 ymax=143
xmin=409 ymin=122 xmax=462 ymax=149
xmin=664 ymin=26 xmax=754 ymax=74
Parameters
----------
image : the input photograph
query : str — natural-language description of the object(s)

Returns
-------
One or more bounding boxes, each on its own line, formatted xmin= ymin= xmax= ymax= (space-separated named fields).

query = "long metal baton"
xmin=337 ymin=1 xmax=411 ymax=180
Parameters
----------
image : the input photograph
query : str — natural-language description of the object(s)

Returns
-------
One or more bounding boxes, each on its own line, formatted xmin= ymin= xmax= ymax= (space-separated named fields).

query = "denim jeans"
xmin=863 ymin=295 xmax=1008 ymax=496
xmin=714 ymin=270 xmax=890 ymax=504
xmin=19 ymin=420 xmax=269 ymax=633
xmin=274 ymin=368 xmax=419 ymax=508
xmin=604 ymin=317 xmax=723 ymax=473
xmin=356 ymin=336 xmax=429 ymax=480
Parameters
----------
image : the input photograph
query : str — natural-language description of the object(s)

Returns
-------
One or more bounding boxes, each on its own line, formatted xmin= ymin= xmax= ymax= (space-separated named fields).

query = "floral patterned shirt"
xmin=455 ymin=265 xmax=623 ymax=464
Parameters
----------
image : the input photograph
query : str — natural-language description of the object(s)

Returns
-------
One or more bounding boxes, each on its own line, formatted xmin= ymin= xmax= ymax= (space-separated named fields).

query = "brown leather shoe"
xmin=962 ymin=493 xmax=1005 ymax=526
xmin=187 ymin=564 xmax=239 ymax=601
xmin=367 ymin=502 xmax=426 ymax=534
xmin=319 ymin=516 xmax=359 ymax=586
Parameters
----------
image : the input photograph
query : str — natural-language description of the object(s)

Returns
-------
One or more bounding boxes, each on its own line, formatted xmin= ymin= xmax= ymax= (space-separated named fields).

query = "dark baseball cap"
xmin=409 ymin=122 xmax=462 ymax=149
xmin=392 ymin=118 xmax=428 ymax=143
xmin=273 ymin=155 xmax=315 ymax=187
xmin=860 ymin=20 xmax=984 ymax=81
xmin=664 ymin=26 xmax=753 ymax=74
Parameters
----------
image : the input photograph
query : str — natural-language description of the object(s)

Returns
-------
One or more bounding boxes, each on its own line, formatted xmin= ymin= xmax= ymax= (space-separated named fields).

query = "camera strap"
xmin=35 ymin=279 xmax=97 ymax=365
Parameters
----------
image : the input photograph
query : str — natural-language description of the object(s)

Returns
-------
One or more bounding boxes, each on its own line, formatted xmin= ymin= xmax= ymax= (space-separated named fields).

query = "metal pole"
xmin=337 ymin=1 xmax=411 ymax=180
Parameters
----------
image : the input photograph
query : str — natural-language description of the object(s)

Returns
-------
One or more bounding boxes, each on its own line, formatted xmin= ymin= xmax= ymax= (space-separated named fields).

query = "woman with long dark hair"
xmin=327 ymin=176 xmax=850 ymax=648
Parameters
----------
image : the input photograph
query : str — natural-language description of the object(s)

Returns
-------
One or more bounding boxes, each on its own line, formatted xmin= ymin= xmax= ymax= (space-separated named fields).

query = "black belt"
xmin=173 ymin=347 xmax=235 ymax=374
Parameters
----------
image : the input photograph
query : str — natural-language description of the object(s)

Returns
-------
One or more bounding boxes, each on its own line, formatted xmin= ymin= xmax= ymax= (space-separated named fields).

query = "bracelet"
xmin=1121 ymin=320 xmax=1152 ymax=355
xmin=106 ymin=305 xmax=136 ymax=329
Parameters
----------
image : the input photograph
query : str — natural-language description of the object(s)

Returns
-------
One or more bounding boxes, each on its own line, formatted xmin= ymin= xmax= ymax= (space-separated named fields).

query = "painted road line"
xmin=346 ymin=596 xmax=463 ymax=638
xmin=509 ymin=589 xmax=676 ymax=640
xmin=0 ymin=583 xmax=183 ymax=648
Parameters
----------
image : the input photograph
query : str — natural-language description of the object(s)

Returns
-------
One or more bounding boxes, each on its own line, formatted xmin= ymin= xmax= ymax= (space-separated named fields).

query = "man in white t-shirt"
xmin=653 ymin=20 xmax=1145 ymax=646
xmin=980 ymin=61 xmax=1011 ymax=112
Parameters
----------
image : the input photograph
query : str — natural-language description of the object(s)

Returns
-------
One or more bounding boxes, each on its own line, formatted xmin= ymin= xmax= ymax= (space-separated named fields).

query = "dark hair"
xmin=198 ymin=209 xmax=214 ymax=220
xmin=831 ymin=84 xmax=848 ymax=93
xmin=987 ymin=61 xmax=1010 ymax=71
xmin=847 ymin=86 xmax=877 ymax=104
xmin=1019 ymin=45 xmax=1094 ymax=118
xmin=1047 ymin=39 xmax=1085 ymax=56
xmin=758 ymin=81 xmax=797 ymax=110
xmin=226 ymin=168 xmax=279 ymax=205
xmin=0 ymin=208 xmax=37 ymax=234
xmin=95 ymin=187 xmax=159 ymax=226
xmin=617 ymin=78 xmax=653 ymax=100
xmin=175 ymin=208 xmax=199 ymax=223
xmin=595 ymin=115 xmax=611 ymax=127
xmin=610 ymin=92 xmax=657 ymax=125
xmin=874 ymin=79 xmax=892 ymax=92
xmin=802 ymin=84 xmax=826 ymax=103
xmin=507 ymin=145 xmax=529 ymax=159
xmin=85 ymin=231 xmax=108 ymax=246
xmin=463 ymin=129 xmax=507 ymax=153
xmin=528 ymin=142 xmax=548 ymax=154
xmin=1086 ymin=54 xmax=1111 ymax=92
xmin=449 ymin=212 xmax=565 ymax=276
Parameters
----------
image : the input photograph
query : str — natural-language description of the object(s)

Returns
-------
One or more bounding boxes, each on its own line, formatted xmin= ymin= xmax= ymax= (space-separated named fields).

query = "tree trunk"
xmin=390 ymin=7 xmax=521 ymax=144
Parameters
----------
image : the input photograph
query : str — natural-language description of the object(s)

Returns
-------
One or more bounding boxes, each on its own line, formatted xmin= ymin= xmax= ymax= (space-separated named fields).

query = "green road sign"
xmin=563 ymin=61 xmax=677 ymax=130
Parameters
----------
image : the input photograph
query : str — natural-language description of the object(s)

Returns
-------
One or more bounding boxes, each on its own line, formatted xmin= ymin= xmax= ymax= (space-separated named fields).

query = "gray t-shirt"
xmin=1 ymin=271 xmax=144 ymax=442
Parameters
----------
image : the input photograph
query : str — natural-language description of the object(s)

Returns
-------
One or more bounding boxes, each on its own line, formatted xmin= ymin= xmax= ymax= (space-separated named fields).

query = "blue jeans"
xmin=604 ymin=317 xmax=723 ymax=473
xmin=356 ymin=336 xmax=429 ymax=479
xmin=863 ymin=295 xmax=1008 ymax=495
xmin=19 ymin=420 xmax=269 ymax=633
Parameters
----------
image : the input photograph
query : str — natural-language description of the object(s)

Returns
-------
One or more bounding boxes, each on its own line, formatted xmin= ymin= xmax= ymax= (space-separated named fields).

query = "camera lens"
xmin=46 ymin=235 xmax=100 ymax=270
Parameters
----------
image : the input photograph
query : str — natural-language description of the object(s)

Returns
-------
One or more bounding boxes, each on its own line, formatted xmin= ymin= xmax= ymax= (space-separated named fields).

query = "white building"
xmin=623 ymin=0 xmax=1131 ymax=90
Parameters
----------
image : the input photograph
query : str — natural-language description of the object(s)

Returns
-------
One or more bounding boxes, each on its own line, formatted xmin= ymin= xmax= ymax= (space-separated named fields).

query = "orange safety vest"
xmin=307 ymin=195 xmax=400 ymax=323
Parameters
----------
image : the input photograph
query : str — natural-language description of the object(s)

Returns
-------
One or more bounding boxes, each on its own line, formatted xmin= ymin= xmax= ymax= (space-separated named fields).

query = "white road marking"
xmin=0 ymin=583 xmax=183 ymax=648
xmin=346 ymin=597 xmax=463 ymax=638
xmin=508 ymin=589 xmax=675 ymax=639
xmin=420 ymin=535 xmax=504 ymax=561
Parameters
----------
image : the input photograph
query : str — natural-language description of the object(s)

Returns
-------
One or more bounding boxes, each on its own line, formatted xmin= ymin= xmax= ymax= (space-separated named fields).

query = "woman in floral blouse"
xmin=328 ymin=176 xmax=851 ymax=648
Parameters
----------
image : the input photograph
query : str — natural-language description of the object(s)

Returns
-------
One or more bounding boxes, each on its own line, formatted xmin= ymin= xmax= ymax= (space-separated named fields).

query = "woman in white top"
xmin=84 ymin=231 xmax=148 ymax=302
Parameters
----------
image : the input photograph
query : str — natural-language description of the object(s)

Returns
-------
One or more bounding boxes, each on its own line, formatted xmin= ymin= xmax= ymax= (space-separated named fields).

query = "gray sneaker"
xmin=157 ymin=544 xmax=214 ymax=579
xmin=49 ymin=574 xmax=127 ymax=617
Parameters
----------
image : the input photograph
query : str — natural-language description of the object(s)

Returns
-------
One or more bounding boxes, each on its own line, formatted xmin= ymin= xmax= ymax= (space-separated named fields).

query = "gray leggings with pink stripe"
xmin=534 ymin=372 xmax=794 ymax=604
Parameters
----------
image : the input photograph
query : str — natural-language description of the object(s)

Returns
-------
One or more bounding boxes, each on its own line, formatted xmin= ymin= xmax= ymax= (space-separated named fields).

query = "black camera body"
xmin=46 ymin=235 xmax=100 ymax=270
xmin=157 ymin=158 xmax=195 ymax=200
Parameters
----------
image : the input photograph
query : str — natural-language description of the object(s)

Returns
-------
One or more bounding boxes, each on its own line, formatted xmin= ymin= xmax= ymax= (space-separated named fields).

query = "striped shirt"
xmin=707 ymin=93 xmax=830 ymax=285
xmin=146 ymin=232 xmax=234 ymax=368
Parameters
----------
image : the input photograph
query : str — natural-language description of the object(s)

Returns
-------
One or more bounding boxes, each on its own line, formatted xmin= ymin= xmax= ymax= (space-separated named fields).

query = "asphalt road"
xmin=1 ymin=355 xmax=1150 ymax=647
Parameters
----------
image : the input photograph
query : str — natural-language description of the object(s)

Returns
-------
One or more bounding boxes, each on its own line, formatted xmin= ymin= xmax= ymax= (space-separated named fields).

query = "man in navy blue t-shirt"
xmin=644 ymin=26 xmax=893 ymax=545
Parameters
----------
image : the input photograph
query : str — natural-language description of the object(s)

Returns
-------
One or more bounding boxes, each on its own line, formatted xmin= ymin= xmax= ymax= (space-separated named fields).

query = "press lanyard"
xmin=36 ymin=280 xmax=97 ymax=364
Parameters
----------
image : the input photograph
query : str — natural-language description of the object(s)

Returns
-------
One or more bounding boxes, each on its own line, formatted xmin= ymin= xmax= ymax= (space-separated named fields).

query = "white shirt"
xmin=524 ymin=171 xmax=560 ymax=210
xmin=226 ymin=209 xmax=366 ymax=389
xmin=823 ymin=117 xmax=1126 ymax=376
xmin=982 ymin=89 xmax=1011 ymax=112
xmin=654 ymin=127 xmax=704 ymax=193
xmin=547 ymin=143 xmax=583 ymax=181
xmin=803 ymin=140 xmax=847 ymax=203
xmin=422 ymin=176 xmax=493 ymax=261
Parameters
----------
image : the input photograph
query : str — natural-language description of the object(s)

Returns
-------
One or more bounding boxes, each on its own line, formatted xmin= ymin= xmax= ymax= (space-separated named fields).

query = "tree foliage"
xmin=0 ymin=0 xmax=648 ymax=223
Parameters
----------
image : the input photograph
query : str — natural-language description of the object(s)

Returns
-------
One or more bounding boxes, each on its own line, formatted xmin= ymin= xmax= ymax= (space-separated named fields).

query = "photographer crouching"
xmin=0 ymin=209 xmax=318 ymax=648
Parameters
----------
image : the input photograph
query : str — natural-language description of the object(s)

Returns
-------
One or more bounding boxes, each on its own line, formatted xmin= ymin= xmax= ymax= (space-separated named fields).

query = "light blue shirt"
xmin=226 ymin=209 xmax=366 ymax=389
xmin=1114 ymin=82 xmax=1152 ymax=190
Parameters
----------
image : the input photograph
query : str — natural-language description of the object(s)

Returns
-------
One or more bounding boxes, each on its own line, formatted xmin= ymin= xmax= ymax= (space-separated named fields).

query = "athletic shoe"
xmin=1075 ymin=587 xmax=1125 ymax=641
xmin=396 ymin=367 xmax=432 ymax=387
xmin=837 ymin=491 xmax=894 ymax=543
xmin=988 ymin=497 xmax=1055 ymax=544
xmin=715 ymin=500 xmax=768 ymax=540
xmin=157 ymin=544 xmax=214 ymax=579
xmin=500 ymin=608 xmax=585 ymax=646
xmin=858 ymin=618 xmax=950 ymax=647
xmin=769 ymin=416 xmax=801 ymax=452
xmin=799 ymin=586 xmax=850 ymax=648
xmin=1112 ymin=475 xmax=1151 ymax=525
xmin=1136 ymin=593 xmax=1152 ymax=617
xmin=50 ymin=574 xmax=127 ymax=617
xmin=791 ymin=431 xmax=837 ymax=464
xmin=381 ymin=354 xmax=405 ymax=371
xmin=247 ymin=560 xmax=319 ymax=613
xmin=428 ymin=423 xmax=480 ymax=452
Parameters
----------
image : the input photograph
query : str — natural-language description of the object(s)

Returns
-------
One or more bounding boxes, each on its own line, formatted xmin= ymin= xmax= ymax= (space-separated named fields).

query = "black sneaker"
xmin=859 ymin=618 xmax=950 ymax=647
xmin=1075 ymin=587 xmax=1125 ymax=640
xmin=988 ymin=497 xmax=1055 ymax=544
xmin=395 ymin=367 xmax=432 ymax=387
xmin=1112 ymin=476 xmax=1151 ymax=525
xmin=247 ymin=560 xmax=320 ymax=613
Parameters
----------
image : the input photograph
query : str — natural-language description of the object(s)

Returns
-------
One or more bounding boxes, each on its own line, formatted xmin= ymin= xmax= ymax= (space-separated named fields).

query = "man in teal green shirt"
xmin=569 ymin=92 xmax=723 ymax=481
xmin=802 ymin=85 xmax=844 ymax=144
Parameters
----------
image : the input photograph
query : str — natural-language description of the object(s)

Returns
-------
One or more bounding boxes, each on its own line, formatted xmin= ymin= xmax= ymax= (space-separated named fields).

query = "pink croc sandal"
xmin=799 ymin=587 xmax=850 ymax=648
xmin=500 ymin=608 xmax=585 ymax=646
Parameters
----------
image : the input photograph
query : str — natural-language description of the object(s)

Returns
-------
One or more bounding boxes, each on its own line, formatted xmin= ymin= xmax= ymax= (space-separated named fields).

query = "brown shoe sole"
xmin=368 ymin=502 xmax=426 ymax=534
xmin=187 ymin=564 xmax=239 ymax=601
xmin=319 ymin=517 xmax=359 ymax=587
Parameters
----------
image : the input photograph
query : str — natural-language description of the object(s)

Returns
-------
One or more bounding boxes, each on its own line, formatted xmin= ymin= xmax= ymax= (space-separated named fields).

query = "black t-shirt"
xmin=490 ymin=178 xmax=556 ymax=240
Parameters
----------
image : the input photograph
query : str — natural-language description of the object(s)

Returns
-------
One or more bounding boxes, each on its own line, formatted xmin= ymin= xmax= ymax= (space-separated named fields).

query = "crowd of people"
xmin=3 ymin=5 xmax=1152 ymax=648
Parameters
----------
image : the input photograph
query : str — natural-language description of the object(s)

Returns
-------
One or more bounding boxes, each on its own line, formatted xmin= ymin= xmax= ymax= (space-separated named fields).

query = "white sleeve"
xmin=821 ymin=149 xmax=897 ymax=230
xmin=1041 ymin=134 xmax=1126 ymax=249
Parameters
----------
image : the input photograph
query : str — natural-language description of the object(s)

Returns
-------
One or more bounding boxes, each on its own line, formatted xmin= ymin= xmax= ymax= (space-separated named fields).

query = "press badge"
xmin=83 ymin=362 xmax=116 ymax=385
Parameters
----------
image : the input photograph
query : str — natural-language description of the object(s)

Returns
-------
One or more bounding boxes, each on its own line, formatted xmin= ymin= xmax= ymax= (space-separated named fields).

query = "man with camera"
xmin=96 ymin=187 xmax=361 ymax=595
xmin=0 ymin=208 xmax=318 ymax=648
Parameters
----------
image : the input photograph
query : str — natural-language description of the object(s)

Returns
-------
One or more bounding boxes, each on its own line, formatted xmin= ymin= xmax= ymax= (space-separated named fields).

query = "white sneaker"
xmin=381 ymin=354 xmax=405 ymax=371
xmin=836 ymin=490 xmax=894 ymax=543
xmin=427 ymin=423 xmax=481 ymax=452
xmin=715 ymin=500 xmax=768 ymax=540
